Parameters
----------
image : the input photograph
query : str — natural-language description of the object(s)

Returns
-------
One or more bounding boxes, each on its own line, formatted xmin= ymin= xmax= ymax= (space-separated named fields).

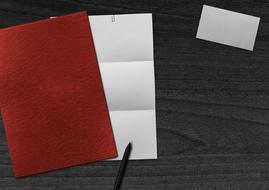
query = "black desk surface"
xmin=0 ymin=1 xmax=269 ymax=189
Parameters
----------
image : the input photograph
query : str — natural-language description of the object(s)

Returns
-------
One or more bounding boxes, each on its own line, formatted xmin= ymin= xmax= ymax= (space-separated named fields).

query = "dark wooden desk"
xmin=1 ymin=0 xmax=269 ymax=189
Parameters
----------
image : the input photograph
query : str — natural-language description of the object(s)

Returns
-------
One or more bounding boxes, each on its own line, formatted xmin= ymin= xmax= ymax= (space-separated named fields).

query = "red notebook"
xmin=0 ymin=12 xmax=117 ymax=177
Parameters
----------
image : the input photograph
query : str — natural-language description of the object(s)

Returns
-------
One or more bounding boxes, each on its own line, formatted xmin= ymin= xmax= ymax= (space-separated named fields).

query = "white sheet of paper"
xmin=89 ymin=14 xmax=157 ymax=160
xmin=196 ymin=5 xmax=260 ymax=51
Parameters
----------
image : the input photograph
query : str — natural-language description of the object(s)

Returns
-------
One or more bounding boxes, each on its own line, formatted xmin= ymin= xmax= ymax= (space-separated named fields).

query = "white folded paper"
xmin=89 ymin=14 xmax=157 ymax=160
xmin=196 ymin=5 xmax=260 ymax=51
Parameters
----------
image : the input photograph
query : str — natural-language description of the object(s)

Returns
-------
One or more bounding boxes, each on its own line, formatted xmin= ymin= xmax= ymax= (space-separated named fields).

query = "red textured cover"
xmin=0 ymin=12 xmax=117 ymax=177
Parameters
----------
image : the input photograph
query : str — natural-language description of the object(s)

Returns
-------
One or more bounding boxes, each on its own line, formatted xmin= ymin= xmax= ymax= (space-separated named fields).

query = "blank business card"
xmin=196 ymin=5 xmax=260 ymax=51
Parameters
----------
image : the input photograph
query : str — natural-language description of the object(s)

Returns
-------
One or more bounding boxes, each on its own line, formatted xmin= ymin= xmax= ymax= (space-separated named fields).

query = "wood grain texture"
xmin=1 ymin=0 xmax=269 ymax=189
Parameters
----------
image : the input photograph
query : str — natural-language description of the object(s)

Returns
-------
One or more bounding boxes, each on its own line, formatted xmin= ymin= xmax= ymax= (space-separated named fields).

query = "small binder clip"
xmin=111 ymin=15 xmax=116 ymax=22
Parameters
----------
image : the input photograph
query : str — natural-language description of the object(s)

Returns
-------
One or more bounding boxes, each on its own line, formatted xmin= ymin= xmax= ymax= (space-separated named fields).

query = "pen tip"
xmin=127 ymin=142 xmax=132 ymax=149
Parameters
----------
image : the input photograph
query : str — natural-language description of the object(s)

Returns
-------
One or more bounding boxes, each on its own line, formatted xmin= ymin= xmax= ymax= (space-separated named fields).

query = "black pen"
xmin=113 ymin=142 xmax=132 ymax=190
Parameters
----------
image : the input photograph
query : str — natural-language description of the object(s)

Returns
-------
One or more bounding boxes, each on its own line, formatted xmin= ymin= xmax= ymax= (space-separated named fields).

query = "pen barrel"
xmin=113 ymin=143 xmax=131 ymax=190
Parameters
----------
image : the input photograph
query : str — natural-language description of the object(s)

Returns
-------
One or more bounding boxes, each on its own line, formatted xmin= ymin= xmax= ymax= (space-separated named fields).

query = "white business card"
xmin=196 ymin=5 xmax=260 ymax=51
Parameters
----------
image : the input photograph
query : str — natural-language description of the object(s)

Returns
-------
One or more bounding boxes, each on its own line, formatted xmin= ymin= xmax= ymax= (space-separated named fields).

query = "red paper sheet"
xmin=0 ymin=12 xmax=117 ymax=177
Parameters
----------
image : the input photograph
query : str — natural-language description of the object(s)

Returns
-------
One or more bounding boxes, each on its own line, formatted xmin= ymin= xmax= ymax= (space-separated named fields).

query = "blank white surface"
xmin=109 ymin=110 xmax=157 ymax=160
xmin=99 ymin=61 xmax=155 ymax=111
xmin=196 ymin=5 xmax=260 ymax=51
xmin=89 ymin=14 xmax=153 ymax=63
xmin=89 ymin=14 xmax=157 ymax=160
